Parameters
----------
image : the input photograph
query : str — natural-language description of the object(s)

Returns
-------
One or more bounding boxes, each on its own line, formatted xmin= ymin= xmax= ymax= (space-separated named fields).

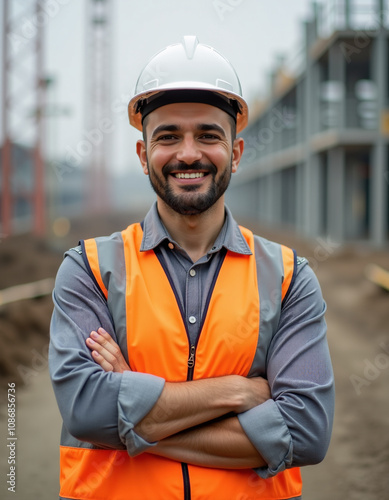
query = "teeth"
xmin=175 ymin=172 xmax=205 ymax=179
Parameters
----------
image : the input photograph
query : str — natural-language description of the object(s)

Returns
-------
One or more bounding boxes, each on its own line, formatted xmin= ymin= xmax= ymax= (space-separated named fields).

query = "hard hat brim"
xmin=128 ymin=86 xmax=248 ymax=134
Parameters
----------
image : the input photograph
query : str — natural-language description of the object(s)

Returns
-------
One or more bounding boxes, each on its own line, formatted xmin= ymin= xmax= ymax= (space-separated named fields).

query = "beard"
xmin=147 ymin=158 xmax=232 ymax=216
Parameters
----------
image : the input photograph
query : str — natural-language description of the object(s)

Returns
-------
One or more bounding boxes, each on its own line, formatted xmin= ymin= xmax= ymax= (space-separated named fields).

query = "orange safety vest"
xmin=59 ymin=223 xmax=302 ymax=500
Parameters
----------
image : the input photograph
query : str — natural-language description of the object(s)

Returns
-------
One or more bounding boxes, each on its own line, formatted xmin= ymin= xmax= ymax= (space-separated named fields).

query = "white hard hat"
xmin=128 ymin=36 xmax=248 ymax=133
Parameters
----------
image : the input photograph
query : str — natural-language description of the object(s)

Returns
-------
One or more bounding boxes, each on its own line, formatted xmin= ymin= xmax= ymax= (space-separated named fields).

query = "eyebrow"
xmin=150 ymin=124 xmax=180 ymax=140
xmin=197 ymin=123 xmax=227 ymax=138
xmin=150 ymin=123 xmax=227 ymax=140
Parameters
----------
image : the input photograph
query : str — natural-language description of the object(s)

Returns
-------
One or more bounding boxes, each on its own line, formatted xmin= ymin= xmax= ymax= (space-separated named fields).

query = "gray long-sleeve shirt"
xmin=49 ymin=203 xmax=334 ymax=481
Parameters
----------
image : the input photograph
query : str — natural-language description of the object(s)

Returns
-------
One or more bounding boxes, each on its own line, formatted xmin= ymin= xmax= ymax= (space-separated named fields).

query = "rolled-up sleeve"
xmin=238 ymin=262 xmax=335 ymax=478
xmin=49 ymin=249 xmax=165 ymax=454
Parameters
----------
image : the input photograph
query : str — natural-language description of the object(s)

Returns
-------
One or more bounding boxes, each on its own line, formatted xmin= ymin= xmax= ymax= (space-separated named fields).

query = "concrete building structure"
xmin=228 ymin=0 xmax=389 ymax=247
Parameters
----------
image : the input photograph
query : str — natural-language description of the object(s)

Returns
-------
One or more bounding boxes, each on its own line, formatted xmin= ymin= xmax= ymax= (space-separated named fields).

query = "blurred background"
xmin=0 ymin=0 xmax=388 ymax=499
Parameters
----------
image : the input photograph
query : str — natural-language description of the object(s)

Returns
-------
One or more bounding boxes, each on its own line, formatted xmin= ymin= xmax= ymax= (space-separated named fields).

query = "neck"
xmin=157 ymin=198 xmax=226 ymax=262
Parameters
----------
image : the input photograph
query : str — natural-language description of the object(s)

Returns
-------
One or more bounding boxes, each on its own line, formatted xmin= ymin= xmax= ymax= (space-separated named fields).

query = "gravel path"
xmin=0 ymin=369 xmax=61 ymax=499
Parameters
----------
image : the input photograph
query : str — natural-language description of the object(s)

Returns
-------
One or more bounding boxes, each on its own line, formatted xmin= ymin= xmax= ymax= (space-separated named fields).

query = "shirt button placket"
xmin=187 ymin=266 xmax=200 ymax=345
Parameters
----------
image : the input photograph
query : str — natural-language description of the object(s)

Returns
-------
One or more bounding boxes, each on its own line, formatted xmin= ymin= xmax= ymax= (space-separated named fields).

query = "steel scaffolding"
xmin=1 ymin=0 xmax=46 ymax=236
xmin=85 ymin=0 xmax=113 ymax=213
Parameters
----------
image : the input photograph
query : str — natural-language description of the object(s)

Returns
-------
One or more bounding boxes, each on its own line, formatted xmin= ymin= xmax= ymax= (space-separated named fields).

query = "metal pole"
xmin=345 ymin=0 xmax=351 ymax=29
xmin=378 ymin=0 xmax=385 ymax=27
xmin=86 ymin=0 xmax=112 ymax=214
xmin=1 ymin=0 xmax=12 ymax=236
xmin=33 ymin=0 xmax=46 ymax=236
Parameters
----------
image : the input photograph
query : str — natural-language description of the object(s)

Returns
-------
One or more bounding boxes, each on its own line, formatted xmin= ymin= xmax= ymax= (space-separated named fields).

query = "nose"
xmin=175 ymin=135 xmax=202 ymax=164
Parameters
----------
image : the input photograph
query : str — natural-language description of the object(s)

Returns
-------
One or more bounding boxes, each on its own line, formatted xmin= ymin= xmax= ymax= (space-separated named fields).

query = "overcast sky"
xmin=41 ymin=0 xmax=317 ymax=172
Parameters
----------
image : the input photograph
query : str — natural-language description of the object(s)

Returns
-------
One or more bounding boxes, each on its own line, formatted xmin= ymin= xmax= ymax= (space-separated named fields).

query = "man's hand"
xmin=86 ymin=330 xmax=267 ymax=467
xmin=235 ymin=376 xmax=271 ymax=412
xmin=86 ymin=328 xmax=131 ymax=373
xmin=86 ymin=329 xmax=270 ymax=411
xmin=87 ymin=328 xmax=271 ymax=443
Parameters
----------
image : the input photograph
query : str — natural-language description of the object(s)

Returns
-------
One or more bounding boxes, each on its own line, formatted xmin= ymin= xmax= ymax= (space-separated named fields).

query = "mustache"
xmin=162 ymin=161 xmax=217 ymax=177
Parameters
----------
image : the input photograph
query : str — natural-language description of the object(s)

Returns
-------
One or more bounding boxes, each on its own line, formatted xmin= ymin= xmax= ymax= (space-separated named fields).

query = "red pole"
xmin=1 ymin=0 xmax=12 ymax=237
xmin=33 ymin=0 xmax=46 ymax=236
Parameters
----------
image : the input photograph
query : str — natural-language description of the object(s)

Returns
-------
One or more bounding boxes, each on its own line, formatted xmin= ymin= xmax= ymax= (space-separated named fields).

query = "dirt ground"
xmin=0 ymin=209 xmax=388 ymax=499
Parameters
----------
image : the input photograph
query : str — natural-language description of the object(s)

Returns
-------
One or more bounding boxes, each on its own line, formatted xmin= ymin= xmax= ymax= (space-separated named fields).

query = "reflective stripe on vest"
xmin=60 ymin=223 xmax=302 ymax=500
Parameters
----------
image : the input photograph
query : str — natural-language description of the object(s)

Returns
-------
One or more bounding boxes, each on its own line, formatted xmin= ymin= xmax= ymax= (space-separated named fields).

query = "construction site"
xmin=1 ymin=1 xmax=389 ymax=499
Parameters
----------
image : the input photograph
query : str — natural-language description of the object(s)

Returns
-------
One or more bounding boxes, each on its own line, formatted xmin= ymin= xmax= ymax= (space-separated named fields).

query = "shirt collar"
xmin=140 ymin=202 xmax=252 ymax=256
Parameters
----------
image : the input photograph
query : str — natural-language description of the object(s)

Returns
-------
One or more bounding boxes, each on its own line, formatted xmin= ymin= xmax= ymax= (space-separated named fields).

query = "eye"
xmin=199 ymin=133 xmax=220 ymax=141
xmin=156 ymin=134 xmax=177 ymax=141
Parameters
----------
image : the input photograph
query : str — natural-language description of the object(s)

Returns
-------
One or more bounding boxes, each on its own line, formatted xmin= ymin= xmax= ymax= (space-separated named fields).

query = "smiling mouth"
xmin=174 ymin=172 xmax=206 ymax=179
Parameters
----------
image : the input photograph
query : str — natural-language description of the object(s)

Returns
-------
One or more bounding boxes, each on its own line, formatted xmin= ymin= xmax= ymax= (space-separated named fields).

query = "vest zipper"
xmin=181 ymin=463 xmax=191 ymax=500
xmin=183 ymin=343 xmax=196 ymax=498
xmin=187 ymin=344 xmax=195 ymax=379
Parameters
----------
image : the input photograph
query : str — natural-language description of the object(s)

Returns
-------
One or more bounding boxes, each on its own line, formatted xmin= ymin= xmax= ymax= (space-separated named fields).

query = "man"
xmin=49 ymin=36 xmax=334 ymax=500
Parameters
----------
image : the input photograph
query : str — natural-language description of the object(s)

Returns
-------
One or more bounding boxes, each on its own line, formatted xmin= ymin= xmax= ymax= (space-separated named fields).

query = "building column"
xmin=370 ymin=143 xmax=388 ymax=244
xmin=301 ymin=14 xmax=324 ymax=238
xmin=295 ymin=163 xmax=304 ymax=233
xmin=251 ymin=178 xmax=259 ymax=219
xmin=303 ymin=153 xmax=322 ymax=237
xmin=257 ymin=176 xmax=266 ymax=221
xmin=327 ymin=147 xmax=346 ymax=242
xmin=263 ymin=175 xmax=272 ymax=225
xmin=267 ymin=171 xmax=282 ymax=226
xmin=370 ymin=27 xmax=388 ymax=245
xmin=328 ymin=42 xmax=346 ymax=130
xmin=344 ymin=0 xmax=352 ymax=29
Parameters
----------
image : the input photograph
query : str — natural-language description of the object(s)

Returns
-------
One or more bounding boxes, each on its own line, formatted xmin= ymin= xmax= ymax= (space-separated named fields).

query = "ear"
xmin=136 ymin=140 xmax=148 ymax=175
xmin=231 ymin=137 xmax=244 ymax=173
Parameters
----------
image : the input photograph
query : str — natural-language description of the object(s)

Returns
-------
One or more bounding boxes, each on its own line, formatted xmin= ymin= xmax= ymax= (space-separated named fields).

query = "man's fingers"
xmin=91 ymin=349 xmax=114 ymax=372
xmin=89 ymin=330 xmax=122 ymax=361
xmin=97 ymin=328 xmax=126 ymax=360
xmin=86 ymin=336 xmax=117 ymax=364
xmin=86 ymin=328 xmax=131 ymax=373
xmin=90 ymin=328 xmax=118 ymax=356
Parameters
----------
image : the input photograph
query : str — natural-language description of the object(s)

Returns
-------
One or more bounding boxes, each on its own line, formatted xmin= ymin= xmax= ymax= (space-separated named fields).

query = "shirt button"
xmin=189 ymin=269 xmax=196 ymax=277
xmin=189 ymin=316 xmax=197 ymax=324
xmin=168 ymin=242 xmax=174 ymax=250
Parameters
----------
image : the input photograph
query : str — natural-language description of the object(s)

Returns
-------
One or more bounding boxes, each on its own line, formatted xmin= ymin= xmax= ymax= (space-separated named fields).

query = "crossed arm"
xmin=51 ymin=252 xmax=334 ymax=476
xmin=86 ymin=328 xmax=268 ymax=468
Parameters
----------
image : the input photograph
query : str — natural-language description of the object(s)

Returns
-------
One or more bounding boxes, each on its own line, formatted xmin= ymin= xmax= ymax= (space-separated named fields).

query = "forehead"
xmin=144 ymin=102 xmax=232 ymax=132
